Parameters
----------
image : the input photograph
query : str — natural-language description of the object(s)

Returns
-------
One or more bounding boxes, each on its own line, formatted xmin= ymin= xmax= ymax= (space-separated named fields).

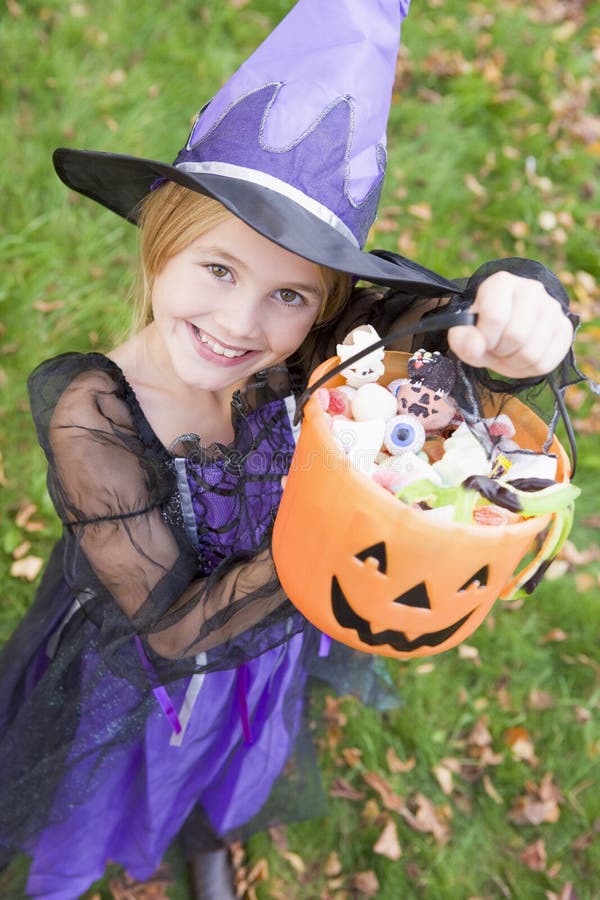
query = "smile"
xmin=187 ymin=323 xmax=255 ymax=363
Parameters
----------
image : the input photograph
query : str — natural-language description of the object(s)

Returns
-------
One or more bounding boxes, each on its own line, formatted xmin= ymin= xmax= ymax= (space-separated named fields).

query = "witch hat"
xmin=53 ymin=0 xmax=456 ymax=294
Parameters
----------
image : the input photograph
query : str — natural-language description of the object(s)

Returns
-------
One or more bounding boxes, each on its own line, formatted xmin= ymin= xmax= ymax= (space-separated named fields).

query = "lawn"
xmin=1 ymin=1 xmax=599 ymax=898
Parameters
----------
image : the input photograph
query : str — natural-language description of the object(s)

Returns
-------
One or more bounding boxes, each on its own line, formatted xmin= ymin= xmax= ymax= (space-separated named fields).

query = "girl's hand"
xmin=448 ymin=271 xmax=574 ymax=378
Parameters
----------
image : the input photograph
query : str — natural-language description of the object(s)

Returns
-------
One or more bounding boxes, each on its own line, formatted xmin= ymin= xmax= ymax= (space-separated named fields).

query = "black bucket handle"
xmin=293 ymin=307 xmax=577 ymax=477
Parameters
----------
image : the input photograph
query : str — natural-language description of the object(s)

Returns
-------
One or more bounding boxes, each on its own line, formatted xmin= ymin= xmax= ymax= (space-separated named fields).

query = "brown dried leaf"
xmin=575 ymin=572 xmax=598 ymax=593
xmin=432 ymin=763 xmax=454 ymax=796
xmin=108 ymin=865 xmax=172 ymax=899
xmin=482 ymin=774 xmax=503 ymax=804
xmin=12 ymin=541 xmax=32 ymax=560
xmin=457 ymin=643 xmax=481 ymax=665
xmin=246 ymin=857 xmax=269 ymax=887
xmin=465 ymin=173 xmax=487 ymax=199
xmin=15 ymin=501 xmax=37 ymax=528
xmin=32 ymin=300 xmax=64 ymax=313
xmin=542 ymin=628 xmax=568 ymax=643
xmin=520 ymin=838 xmax=547 ymax=872
xmin=407 ymin=202 xmax=432 ymax=221
xmin=329 ymin=777 xmax=366 ymax=802
xmin=386 ymin=747 xmax=416 ymax=773
xmin=350 ymin=870 xmax=379 ymax=897
xmin=509 ymin=774 xmax=563 ymax=825
xmin=341 ymin=747 xmax=362 ymax=768
xmin=361 ymin=771 xmax=404 ymax=813
xmin=468 ymin=717 xmax=493 ymax=748
xmin=575 ymin=706 xmax=591 ymax=724
xmin=399 ymin=793 xmax=451 ymax=844
xmin=373 ymin=818 xmax=402 ymax=860
xmin=505 ymin=727 xmax=539 ymax=766
xmin=527 ymin=689 xmax=554 ymax=711
xmin=559 ymin=540 xmax=600 ymax=566
xmin=324 ymin=851 xmax=342 ymax=878
xmin=280 ymin=851 xmax=305 ymax=875
xmin=10 ymin=556 xmax=44 ymax=581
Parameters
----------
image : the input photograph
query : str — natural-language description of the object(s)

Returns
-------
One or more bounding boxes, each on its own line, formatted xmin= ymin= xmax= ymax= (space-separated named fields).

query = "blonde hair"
xmin=131 ymin=181 xmax=352 ymax=335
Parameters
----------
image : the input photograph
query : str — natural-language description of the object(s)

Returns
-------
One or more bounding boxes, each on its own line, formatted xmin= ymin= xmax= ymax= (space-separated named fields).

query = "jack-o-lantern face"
xmin=331 ymin=541 xmax=488 ymax=653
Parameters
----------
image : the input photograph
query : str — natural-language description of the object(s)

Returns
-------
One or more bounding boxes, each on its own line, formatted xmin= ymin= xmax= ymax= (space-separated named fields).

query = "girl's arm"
xmin=31 ymin=357 xmax=293 ymax=672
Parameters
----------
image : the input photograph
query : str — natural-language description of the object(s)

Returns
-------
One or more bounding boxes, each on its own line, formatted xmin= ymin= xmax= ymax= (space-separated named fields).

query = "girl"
xmin=0 ymin=1 xmax=579 ymax=897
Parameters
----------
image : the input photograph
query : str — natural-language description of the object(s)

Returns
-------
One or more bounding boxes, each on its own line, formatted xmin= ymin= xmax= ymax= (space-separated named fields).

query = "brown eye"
xmin=208 ymin=264 xmax=231 ymax=279
xmin=275 ymin=288 xmax=304 ymax=306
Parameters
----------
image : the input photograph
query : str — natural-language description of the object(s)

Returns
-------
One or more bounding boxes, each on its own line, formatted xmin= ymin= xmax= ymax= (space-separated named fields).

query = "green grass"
xmin=1 ymin=0 xmax=599 ymax=897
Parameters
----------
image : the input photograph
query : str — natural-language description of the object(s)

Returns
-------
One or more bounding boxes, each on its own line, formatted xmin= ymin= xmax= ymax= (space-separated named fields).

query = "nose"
xmin=213 ymin=290 xmax=263 ymax=341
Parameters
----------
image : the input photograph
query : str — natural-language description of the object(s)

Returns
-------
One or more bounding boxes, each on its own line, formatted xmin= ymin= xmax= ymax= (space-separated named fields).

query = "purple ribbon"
xmin=318 ymin=632 xmax=332 ymax=658
xmin=236 ymin=663 xmax=253 ymax=744
xmin=134 ymin=635 xmax=182 ymax=735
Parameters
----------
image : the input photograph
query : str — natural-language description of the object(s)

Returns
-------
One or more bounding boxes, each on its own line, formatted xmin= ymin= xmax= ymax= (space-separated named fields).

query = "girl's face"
xmin=150 ymin=214 xmax=324 ymax=392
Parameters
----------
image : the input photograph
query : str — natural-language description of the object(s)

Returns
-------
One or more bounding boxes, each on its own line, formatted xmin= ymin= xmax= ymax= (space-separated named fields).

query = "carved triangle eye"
xmin=355 ymin=542 xmax=387 ymax=574
xmin=393 ymin=581 xmax=431 ymax=609
xmin=459 ymin=565 xmax=489 ymax=592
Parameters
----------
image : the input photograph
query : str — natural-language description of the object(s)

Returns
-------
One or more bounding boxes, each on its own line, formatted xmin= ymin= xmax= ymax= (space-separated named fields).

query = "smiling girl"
xmin=0 ymin=1 xmax=580 ymax=898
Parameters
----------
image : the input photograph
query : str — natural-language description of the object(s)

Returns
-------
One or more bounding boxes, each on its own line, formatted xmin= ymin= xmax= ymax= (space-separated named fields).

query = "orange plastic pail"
xmin=272 ymin=351 xmax=570 ymax=659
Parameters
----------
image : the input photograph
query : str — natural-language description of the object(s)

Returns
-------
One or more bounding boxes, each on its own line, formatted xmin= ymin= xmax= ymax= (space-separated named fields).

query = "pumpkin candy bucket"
xmin=272 ymin=317 xmax=577 ymax=660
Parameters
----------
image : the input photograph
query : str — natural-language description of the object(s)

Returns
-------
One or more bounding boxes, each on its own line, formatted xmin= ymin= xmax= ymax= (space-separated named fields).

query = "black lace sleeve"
xmin=28 ymin=354 xmax=300 ymax=684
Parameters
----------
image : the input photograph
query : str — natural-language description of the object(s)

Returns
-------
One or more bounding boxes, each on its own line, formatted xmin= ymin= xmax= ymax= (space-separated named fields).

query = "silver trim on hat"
xmin=175 ymin=160 xmax=360 ymax=248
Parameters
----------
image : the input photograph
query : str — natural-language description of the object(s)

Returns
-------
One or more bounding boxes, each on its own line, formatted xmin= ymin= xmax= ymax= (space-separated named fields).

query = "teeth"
xmin=197 ymin=328 xmax=247 ymax=358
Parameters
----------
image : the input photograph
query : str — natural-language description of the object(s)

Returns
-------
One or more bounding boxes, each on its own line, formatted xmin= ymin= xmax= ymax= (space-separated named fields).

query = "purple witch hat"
xmin=53 ymin=0 xmax=455 ymax=293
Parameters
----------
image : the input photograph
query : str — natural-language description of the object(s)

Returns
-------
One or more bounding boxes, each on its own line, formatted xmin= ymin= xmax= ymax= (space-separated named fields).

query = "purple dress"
xmin=0 ymin=353 xmax=395 ymax=899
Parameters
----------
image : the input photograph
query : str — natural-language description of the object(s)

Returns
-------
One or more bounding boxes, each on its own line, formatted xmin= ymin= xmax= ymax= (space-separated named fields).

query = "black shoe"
xmin=188 ymin=846 xmax=236 ymax=900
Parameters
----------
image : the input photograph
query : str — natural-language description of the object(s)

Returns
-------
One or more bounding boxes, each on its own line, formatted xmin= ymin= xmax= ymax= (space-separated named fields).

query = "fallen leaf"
xmin=505 ymin=726 xmax=539 ymax=766
xmin=15 ymin=501 xmax=37 ymax=528
xmin=509 ymin=774 xmax=563 ymax=825
xmin=32 ymin=300 xmax=64 ymax=313
xmin=432 ymin=763 xmax=454 ymax=796
xmin=399 ymin=793 xmax=451 ymax=844
xmin=542 ymin=628 xmax=568 ymax=643
xmin=246 ymin=857 xmax=269 ymax=887
xmin=329 ymin=777 xmax=366 ymax=802
xmin=12 ymin=541 xmax=32 ymax=560
xmin=468 ymin=717 xmax=493 ymax=748
xmin=10 ymin=556 xmax=44 ymax=581
xmin=350 ymin=870 xmax=379 ymax=897
xmin=520 ymin=838 xmax=547 ymax=872
xmin=324 ymin=851 xmax=342 ymax=877
xmin=361 ymin=771 xmax=404 ymax=812
xmin=407 ymin=202 xmax=432 ymax=221
xmin=465 ymin=173 xmax=487 ymax=199
xmin=575 ymin=706 xmax=591 ymax=724
xmin=482 ymin=774 xmax=503 ymax=804
xmin=415 ymin=662 xmax=435 ymax=675
xmin=386 ymin=747 xmax=416 ymax=773
xmin=108 ymin=865 xmax=172 ymax=899
xmin=457 ymin=643 xmax=481 ymax=664
xmin=373 ymin=817 xmax=402 ymax=860
xmin=527 ymin=689 xmax=554 ymax=711
xmin=558 ymin=540 xmax=600 ymax=566
xmin=342 ymin=747 xmax=362 ymax=768
xmin=280 ymin=851 xmax=305 ymax=875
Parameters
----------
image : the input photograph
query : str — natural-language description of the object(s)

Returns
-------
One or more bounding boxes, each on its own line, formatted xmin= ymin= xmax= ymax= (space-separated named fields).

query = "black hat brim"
xmin=53 ymin=148 xmax=459 ymax=295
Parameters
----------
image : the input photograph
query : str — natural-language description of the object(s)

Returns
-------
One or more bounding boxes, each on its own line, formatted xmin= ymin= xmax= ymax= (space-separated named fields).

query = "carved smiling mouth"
xmin=331 ymin=576 xmax=475 ymax=652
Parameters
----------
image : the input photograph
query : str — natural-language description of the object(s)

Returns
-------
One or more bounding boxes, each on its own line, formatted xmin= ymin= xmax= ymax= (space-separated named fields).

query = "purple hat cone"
xmin=53 ymin=0 xmax=458 ymax=293
xmin=176 ymin=0 xmax=410 ymax=247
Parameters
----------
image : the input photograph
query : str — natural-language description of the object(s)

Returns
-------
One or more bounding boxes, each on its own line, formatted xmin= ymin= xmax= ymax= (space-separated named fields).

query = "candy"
xmin=351 ymin=383 xmax=398 ymax=422
xmin=383 ymin=414 xmax=425 ymax=455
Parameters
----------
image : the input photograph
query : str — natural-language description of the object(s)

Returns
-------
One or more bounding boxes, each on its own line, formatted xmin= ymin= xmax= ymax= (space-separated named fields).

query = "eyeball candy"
xmin=383 ymin=414 xmax=425 ymax=455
